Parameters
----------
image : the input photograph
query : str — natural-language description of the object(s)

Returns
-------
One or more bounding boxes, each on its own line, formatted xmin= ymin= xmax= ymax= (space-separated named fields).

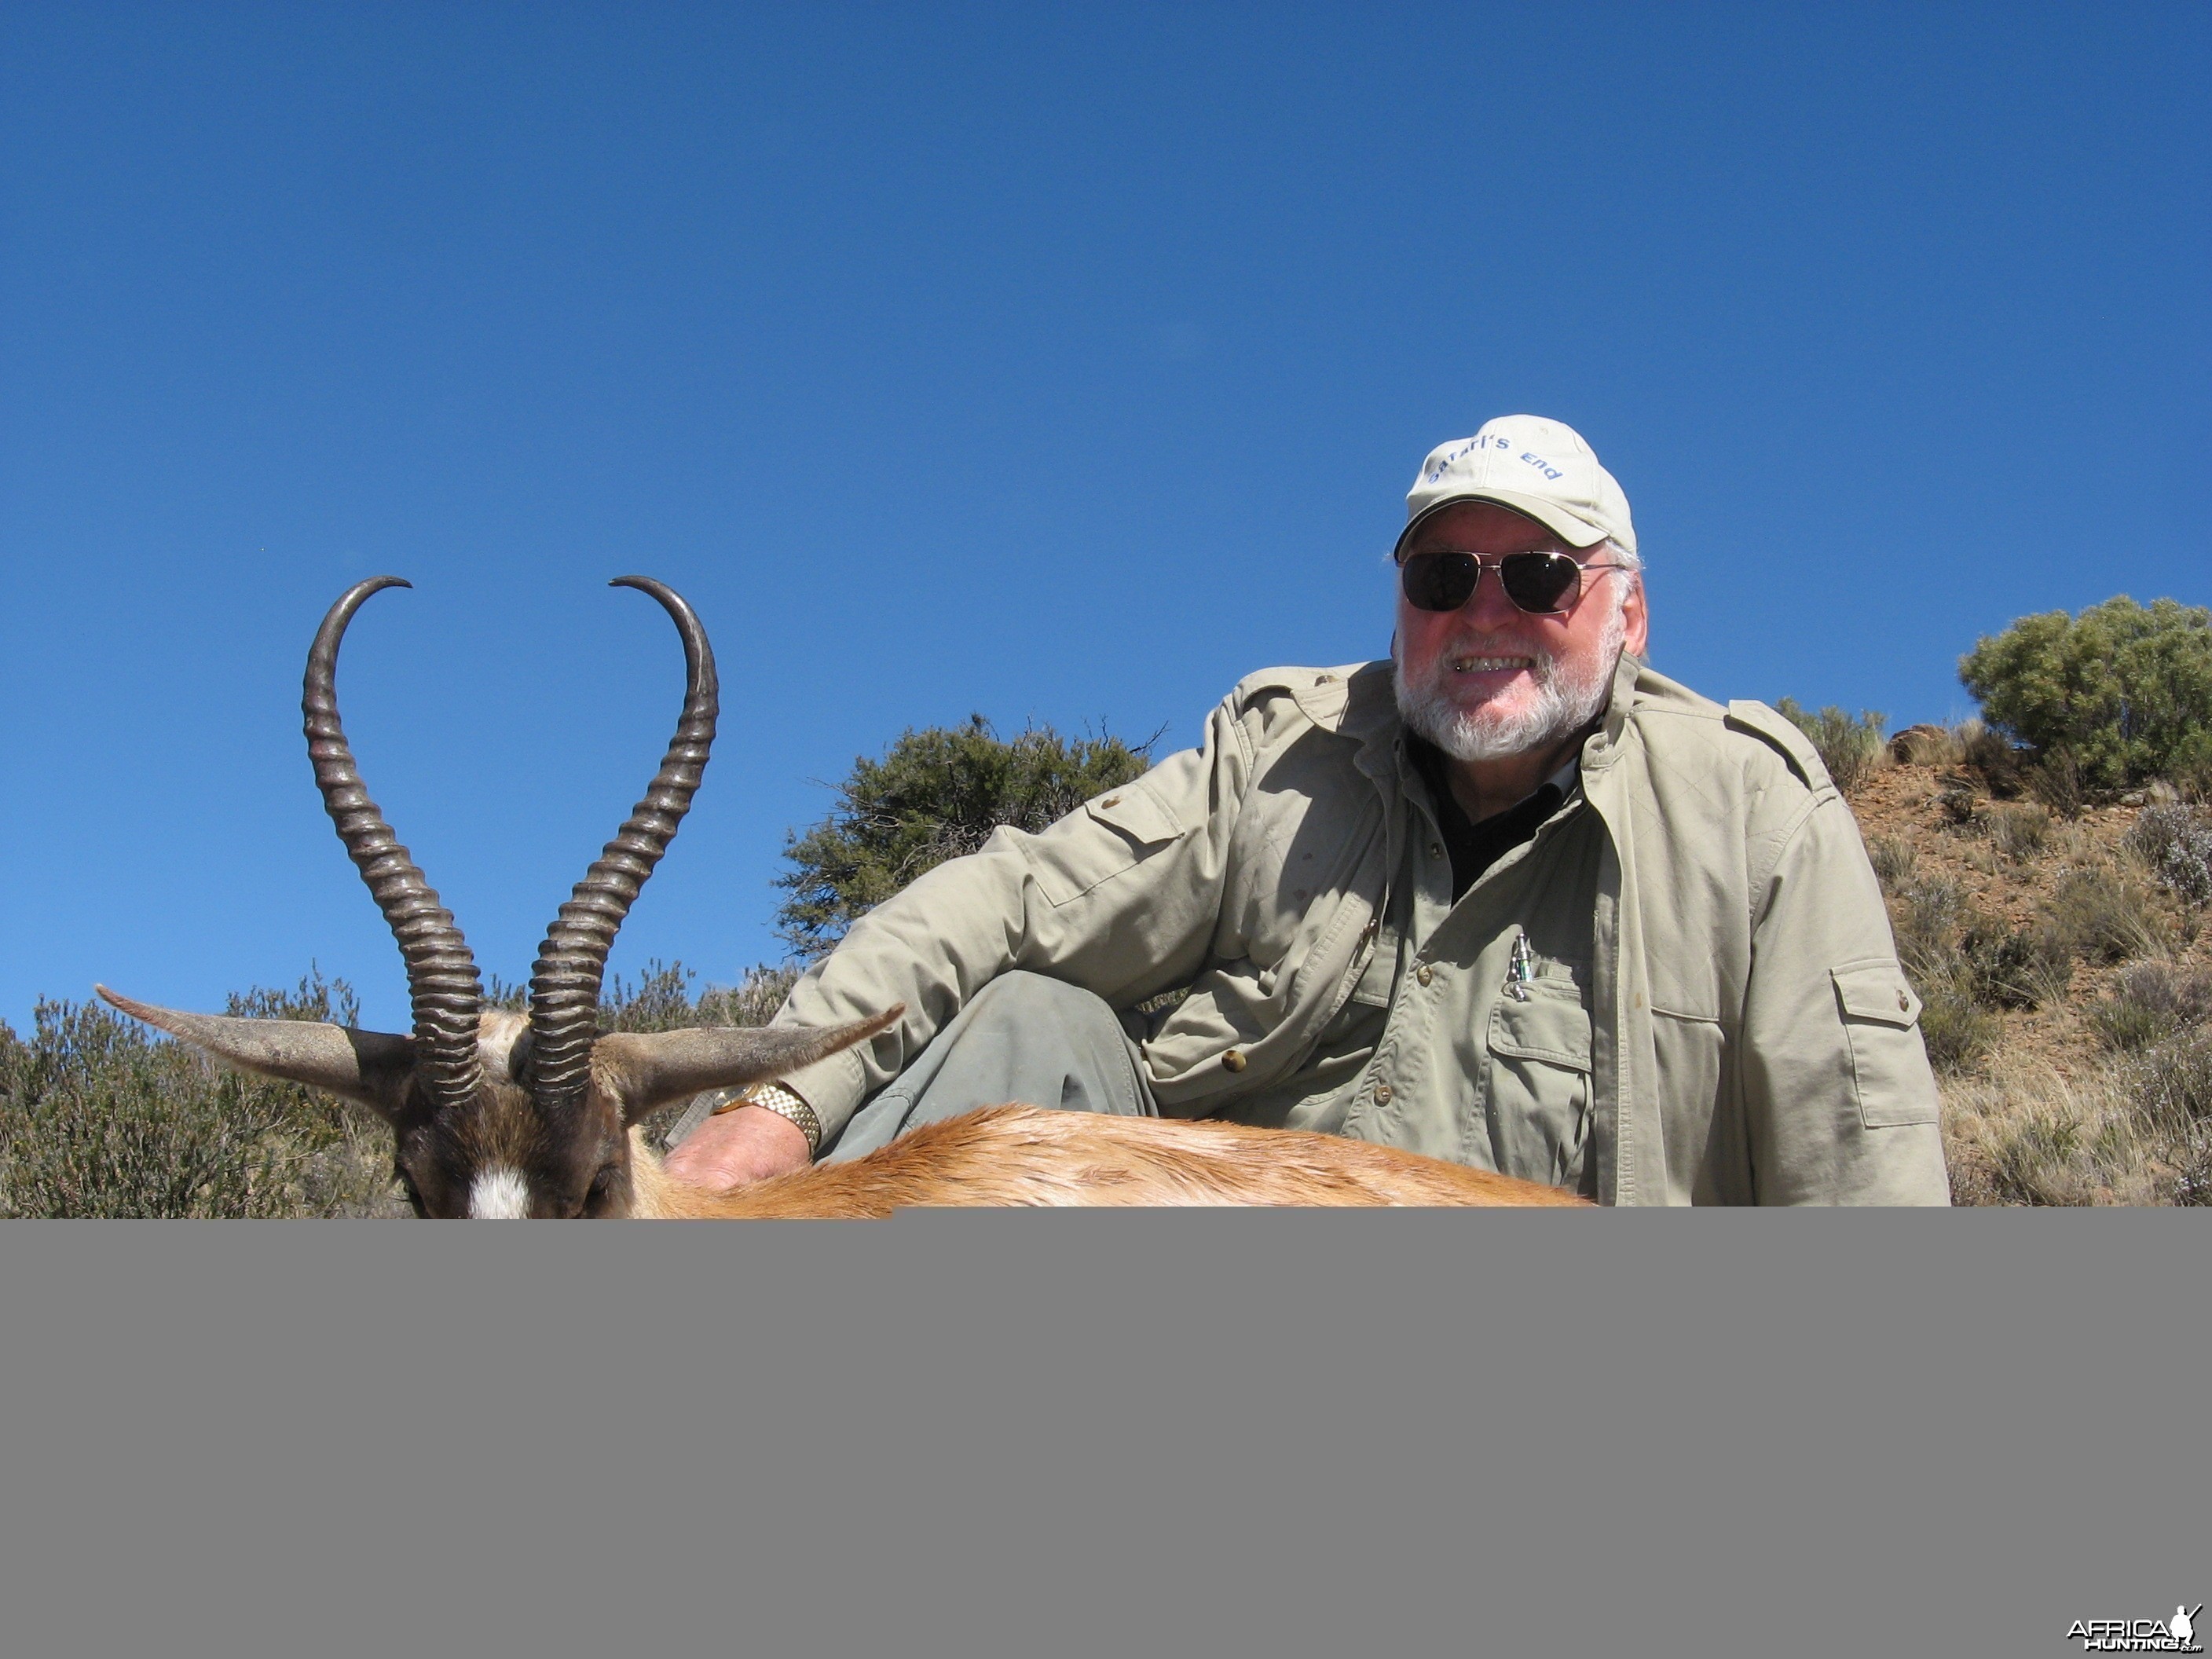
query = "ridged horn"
xmin=304 ymin=577 xmax=484 ymax=1109
xmin=526 ymin=577 xmax=717 ymax=1112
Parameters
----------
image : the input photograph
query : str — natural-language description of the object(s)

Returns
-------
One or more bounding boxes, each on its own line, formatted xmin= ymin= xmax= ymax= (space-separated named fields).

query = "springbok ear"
xmin=592 ymin=1005 xmax=904 ymax=1122
xmin=96 ymin=986 xmax=418 ymax=1122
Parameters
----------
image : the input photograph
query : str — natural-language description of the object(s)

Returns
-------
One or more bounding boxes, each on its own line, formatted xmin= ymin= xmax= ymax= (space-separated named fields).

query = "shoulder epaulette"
xmin=1723 ymin=699 xmax=1836 ymax=797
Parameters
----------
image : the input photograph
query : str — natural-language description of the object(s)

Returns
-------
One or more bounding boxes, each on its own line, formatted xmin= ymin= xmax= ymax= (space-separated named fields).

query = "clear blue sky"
xmin=4 ymin=2 xmax=2206 ymax=1033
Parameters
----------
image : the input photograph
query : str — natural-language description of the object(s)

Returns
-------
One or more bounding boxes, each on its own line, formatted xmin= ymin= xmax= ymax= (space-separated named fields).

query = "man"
xmin=668 ymin=414 xmax=1950 ymax=1204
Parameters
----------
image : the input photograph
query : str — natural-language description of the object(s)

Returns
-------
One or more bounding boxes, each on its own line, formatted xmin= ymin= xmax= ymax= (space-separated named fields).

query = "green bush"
xmin=775 ymin=716 xmax=1155 ymax=958
xmin=1959 ymin=596 xmax=2212 ymax=793
xmin=1773 ymin=698 xmax=1886 ymax=795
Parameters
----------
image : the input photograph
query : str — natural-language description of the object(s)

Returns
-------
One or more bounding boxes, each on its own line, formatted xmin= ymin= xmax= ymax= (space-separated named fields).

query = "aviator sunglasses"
xmin=1397 ymin=548 xmax=1635 ymax=616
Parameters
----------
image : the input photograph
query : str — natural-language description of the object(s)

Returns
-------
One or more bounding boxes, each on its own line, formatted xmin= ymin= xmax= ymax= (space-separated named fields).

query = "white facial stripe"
xmin=468 ymin=1165 xmax=532 ymax=1219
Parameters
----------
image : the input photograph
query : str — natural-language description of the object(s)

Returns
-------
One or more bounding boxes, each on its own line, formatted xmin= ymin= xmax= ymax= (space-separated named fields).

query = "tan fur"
xmin=628 ymin=1107 xmax=1589 ymax=1216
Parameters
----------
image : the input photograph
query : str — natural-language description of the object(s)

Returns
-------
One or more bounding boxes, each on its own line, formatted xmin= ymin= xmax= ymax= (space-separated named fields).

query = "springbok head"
xmin=100 ymin=576 xmax=893 ymax=1217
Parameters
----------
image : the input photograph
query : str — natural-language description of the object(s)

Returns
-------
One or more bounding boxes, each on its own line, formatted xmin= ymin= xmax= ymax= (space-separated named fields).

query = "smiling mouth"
xmin=1450 ymin=654 xmax=1540 ymax=675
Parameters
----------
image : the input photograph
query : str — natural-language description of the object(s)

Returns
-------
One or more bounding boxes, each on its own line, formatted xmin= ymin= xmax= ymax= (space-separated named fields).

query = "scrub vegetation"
xmin=1860 ymin=735 xmax=2212 ymax=1205
xmin=0 ymin=962 xmax=791 ymax=1218
xmin=1822 ymin=594 xmax=2212 ymax=1204
xmin=1774 ymin=698 xmax=1888 ymax=796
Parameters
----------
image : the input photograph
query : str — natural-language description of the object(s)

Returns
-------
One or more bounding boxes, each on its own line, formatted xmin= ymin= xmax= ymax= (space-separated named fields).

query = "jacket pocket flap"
xmin=1487 ymin=991 xmax=1593 ymax=1070
xmin=1084 ymin=784 xmax=1182 ymax=847
xmin=1831 ymin=961 xmax=1921 ymax=1027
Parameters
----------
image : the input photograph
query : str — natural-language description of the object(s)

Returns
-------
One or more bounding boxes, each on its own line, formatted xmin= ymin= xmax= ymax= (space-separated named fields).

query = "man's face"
xmin=1393 ymin=500 xmax=1648 ymax=764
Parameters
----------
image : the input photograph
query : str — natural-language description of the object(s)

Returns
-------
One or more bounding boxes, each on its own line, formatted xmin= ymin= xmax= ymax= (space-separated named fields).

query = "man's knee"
xmin=921 ymin=971 xmax=1149 ymax=1116
xmin=959 ymin=971 xmax=1121 ymax=1037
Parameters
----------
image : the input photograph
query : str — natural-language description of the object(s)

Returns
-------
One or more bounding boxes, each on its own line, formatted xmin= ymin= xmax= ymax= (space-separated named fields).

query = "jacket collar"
xmin=1580 ymin=650 xmax=1646 ymax=775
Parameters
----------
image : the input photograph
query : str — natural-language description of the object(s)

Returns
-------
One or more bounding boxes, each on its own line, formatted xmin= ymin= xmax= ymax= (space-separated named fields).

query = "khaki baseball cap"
xmin=1397 ymin=414 xmax=1637 ymax=557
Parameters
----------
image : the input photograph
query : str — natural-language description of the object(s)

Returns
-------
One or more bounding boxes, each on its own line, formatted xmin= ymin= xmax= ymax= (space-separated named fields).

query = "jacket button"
xmin=1316 ymin=672 xmax=1337 ymax=684
xmin=1428 ymin=843 xmax=1445 ymax=859
xmin=1222 ymin=1049 xmax=1247 ymax=1073
xmin=1897 ymin=991 xmax=1911 ymax=1011
xmin=1372 ymin=1082 xmax=1393 ymax=1105
xmin=1416 ymin=965 xmax=1434 ymax=987
xmin=1101 ymin=796 xmax=1121 ymax=808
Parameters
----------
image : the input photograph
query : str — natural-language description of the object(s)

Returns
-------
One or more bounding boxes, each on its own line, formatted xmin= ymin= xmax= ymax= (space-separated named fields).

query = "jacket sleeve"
xmin=1737 ymin=793 xmax=1952 ymax=1204
xmin=765 ymin=694 xmax=1258 ymax=1144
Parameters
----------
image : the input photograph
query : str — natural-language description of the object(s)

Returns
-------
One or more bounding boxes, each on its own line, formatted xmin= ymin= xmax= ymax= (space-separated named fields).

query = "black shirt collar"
xmin=1405 ymin=735 xmax=1579 ymax=901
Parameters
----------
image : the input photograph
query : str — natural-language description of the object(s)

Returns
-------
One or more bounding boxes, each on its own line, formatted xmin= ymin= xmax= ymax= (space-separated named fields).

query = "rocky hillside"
xmin=1844 ymin=728 xmax=2211 ymax=1204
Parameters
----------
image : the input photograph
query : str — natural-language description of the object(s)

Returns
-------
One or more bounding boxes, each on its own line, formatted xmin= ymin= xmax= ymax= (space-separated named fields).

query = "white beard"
xmin=1393 ymin=598 xmax=1626 ymax=764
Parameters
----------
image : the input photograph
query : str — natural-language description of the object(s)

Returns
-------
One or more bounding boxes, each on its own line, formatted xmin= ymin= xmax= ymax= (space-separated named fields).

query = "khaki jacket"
xmin=775 ymin=654 xmax=1950 ymax=1205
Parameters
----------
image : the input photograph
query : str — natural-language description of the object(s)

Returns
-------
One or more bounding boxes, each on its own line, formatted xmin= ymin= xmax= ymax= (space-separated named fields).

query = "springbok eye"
xmin=584 ymin=1164 xmax=622 ymax=1213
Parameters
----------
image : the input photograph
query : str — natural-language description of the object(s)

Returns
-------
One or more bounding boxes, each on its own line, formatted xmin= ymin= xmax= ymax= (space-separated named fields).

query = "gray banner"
xmin=0 ymin=1211 xmax=2199 ymax=1658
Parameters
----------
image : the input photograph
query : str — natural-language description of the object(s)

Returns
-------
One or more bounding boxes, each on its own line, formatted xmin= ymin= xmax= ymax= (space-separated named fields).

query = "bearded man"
xmin=669 ymin=414 xmax=1950 ymax=1204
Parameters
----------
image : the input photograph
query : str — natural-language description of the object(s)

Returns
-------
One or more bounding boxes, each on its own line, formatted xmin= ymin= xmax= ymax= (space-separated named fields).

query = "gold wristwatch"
xmin=714 ymin=1081 xmax=822 ymax=1158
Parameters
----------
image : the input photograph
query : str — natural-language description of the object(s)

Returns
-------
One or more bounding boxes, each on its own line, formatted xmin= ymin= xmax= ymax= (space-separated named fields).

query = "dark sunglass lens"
xmin=1402 ymin=553 xmax=1479 ymax=612
xmin=1498 ymin=552 xmax=1581 ymax=613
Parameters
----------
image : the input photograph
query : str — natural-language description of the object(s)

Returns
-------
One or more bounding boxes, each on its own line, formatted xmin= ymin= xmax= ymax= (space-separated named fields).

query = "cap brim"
xmin=1394 ymin=491 xmax=1611 ymax=558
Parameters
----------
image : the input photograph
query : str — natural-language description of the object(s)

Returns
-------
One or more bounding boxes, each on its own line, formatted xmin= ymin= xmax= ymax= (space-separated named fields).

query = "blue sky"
xmin=3 ymin=2 xmax=2207 ymax=1032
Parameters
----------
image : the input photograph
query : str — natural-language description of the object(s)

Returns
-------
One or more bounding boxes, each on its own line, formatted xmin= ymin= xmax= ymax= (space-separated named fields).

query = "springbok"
xmin=100 ymin=577 xmax=1583 ymax=1215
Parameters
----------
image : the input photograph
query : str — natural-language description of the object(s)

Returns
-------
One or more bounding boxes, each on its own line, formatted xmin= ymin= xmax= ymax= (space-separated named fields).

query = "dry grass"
xmin=1987 ymin=803 xmax=2051 ymax=861
xmin=1944 ymin=1038 xmax=2212 ymax=1207
xmin=2042 ymin=866 xmax=2171 ymax=962
xmin=1943 ymin=1058 xmax=2166 ymax=1206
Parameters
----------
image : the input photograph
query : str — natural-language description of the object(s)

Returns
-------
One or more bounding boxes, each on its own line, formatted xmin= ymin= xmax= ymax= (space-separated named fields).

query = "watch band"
xmin=715 ymin=1079 xmax=822 ymax=1158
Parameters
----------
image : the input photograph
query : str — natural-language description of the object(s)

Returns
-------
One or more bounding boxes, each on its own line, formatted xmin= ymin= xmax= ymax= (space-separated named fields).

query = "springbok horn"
xmin=526 ymin=577 xmax=717 ymax=1115
xmin=305 ymin=577 xmax=485 ymax=1111
xmin=96 ymin=987 xmax=418 ymax=1119
xmin=593 ymin=1005 xmax=903 ymax=1121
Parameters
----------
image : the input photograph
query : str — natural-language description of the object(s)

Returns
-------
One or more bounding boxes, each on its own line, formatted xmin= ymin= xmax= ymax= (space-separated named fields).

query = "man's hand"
xmin=661 ymin=1104 xmax=813 ymax=1192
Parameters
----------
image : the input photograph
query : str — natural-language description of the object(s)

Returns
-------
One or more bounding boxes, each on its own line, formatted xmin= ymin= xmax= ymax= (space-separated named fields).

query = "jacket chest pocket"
xmin=1483 ymin=986 xmax=1595 ymax=1188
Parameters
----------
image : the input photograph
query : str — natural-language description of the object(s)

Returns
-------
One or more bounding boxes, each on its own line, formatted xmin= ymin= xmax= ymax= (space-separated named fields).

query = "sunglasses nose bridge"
xmin=1459 ymin=557 xmax=1529 ymax=623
